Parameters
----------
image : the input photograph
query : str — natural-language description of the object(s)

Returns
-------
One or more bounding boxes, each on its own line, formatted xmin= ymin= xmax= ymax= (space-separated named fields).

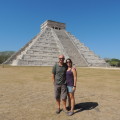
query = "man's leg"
xmin=62 ymin=99 xmax=67 ymax=110
xmin=61 ymin=84 xmax=67 ymax=111
xmin=56 ymin=99 xmax=60 ymax=110
xmin=54 ymin=85 xmax=61 ymax=113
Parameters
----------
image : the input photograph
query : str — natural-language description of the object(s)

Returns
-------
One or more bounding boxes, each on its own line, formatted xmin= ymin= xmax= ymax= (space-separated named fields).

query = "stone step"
xmin=22 ymin=54 xmax=58 ymax=60
xmin=31 ymin=44 xmax=58 ymax=49
xmin=17 ymin=59 xmax=57 ymax=66
xmin=26 ymin=50 xmax=59 ymax=54
xmin=35 ymin=40 xmax=57 ymax=44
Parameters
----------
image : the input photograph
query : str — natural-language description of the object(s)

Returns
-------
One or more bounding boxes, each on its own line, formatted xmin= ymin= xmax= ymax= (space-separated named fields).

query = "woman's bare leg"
xmin=69 ymin=93 xmax=75 ymax=111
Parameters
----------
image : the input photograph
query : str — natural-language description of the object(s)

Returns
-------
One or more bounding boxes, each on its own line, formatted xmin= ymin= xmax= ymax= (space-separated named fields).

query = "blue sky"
xmin=0 ymin=0 xmax=120 ymax=59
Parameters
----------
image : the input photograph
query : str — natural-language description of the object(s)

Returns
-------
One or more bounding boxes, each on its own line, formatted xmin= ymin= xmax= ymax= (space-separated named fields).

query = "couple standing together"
xmin=52 ymin=55 xmax=77 ymax=116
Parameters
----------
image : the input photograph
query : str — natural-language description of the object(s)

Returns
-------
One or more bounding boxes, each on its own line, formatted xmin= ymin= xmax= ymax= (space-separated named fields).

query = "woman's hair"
xmin=66 ymin=58 xmax=73 ymax=67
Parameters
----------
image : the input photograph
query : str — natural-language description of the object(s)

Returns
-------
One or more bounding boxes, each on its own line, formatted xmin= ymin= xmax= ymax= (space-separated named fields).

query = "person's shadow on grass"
xmin=74 ymin=102 xmax=98 ymax=114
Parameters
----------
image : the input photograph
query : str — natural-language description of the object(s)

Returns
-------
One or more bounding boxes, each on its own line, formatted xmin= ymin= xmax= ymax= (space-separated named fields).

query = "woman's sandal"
xmin=67 ymin=111 xmax=74 ymax=116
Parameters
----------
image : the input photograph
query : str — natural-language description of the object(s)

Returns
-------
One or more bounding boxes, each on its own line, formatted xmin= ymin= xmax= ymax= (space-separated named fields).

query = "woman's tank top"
xmin=66 ymin=69 xmax=74 ymax=86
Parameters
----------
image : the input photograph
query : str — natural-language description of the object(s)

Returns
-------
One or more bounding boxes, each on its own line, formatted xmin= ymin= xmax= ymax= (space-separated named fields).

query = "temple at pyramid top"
xmin=5 ymin=20 xmax=109 ymax=67
xmin=41 ymin=20 xmax=66 ymax=31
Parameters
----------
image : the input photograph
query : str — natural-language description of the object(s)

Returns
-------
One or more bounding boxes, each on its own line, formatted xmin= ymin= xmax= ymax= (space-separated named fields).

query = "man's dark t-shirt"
xmin=52 ymin=63 xmax=67 ymax=85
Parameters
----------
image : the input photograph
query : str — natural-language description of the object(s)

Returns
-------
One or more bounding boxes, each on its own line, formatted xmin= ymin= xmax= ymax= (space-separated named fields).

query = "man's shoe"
xmin=62 ymin=109 xmax=68 ymax=114
xmin=56 ymin=108 xmax=60 ymax=114
xmin=67 ymin=106 xmax=71 ymax=111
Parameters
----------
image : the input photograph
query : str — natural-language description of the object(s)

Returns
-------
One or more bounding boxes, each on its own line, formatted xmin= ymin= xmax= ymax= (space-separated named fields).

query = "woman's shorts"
xmin=67 ymin=86 xmax=74 ymax=93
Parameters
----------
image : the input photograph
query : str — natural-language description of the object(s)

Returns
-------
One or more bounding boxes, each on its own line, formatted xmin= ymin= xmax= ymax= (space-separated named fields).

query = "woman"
xmin=66 ymin=58 xmax=77 ymax=116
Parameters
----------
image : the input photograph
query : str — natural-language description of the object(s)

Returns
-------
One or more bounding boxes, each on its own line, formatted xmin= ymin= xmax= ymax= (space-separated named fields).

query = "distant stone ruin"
xmin=5 ymin=20 xmax=108 ymax=67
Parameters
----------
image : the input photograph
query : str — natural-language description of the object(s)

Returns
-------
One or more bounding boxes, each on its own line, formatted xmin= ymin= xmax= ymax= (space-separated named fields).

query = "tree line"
xmin=0 ymin=51 xmax=120 ymax=67
xmin=0 ymin=51 xmax=15 ymax=64
xmin=105 ymin=58 xmax=120 ymax=67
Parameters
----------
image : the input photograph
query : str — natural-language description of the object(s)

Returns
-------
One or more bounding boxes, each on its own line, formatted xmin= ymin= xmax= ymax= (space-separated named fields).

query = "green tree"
xmin=107 ymin=59 xmax=120 ymax=67
xmin=0 ymin=55 xmax=10 ymax=64
xmin=117 ymin=61 xmax=120 ymax=67
xmin=0 ymin=51 xmax=15 ymax=64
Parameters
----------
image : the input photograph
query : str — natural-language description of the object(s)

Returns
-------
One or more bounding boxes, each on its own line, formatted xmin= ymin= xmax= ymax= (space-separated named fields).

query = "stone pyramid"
xmin=5 ymin=20 xmax=108 ymax=67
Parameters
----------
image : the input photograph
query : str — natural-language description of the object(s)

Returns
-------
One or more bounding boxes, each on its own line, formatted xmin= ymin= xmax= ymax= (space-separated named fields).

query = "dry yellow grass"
xmin=0 ymin=65 xmax=120 ymax=120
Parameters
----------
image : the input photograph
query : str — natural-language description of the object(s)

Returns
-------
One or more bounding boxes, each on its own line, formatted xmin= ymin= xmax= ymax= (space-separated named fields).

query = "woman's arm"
xmin=72 ymin=68 xmax=77 ymax=91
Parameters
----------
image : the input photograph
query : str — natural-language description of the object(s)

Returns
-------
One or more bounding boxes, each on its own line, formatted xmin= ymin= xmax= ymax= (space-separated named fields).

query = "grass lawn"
xmin=0 ymin=65 xmax=120 ymax=120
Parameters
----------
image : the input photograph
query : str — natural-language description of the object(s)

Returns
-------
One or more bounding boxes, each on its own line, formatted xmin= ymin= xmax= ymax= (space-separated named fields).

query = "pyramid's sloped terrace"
xmin=5 ymin=20 xmax=108 ymax=67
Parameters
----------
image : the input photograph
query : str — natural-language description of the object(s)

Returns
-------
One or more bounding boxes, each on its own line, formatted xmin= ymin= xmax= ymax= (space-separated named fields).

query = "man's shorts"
xmin=54 ymin=84 xmax=67 ymax=100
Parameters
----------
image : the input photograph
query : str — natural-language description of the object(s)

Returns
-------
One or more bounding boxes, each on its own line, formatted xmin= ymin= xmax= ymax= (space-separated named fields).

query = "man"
xmin=52 ymin=55 xmax=68 ymax=114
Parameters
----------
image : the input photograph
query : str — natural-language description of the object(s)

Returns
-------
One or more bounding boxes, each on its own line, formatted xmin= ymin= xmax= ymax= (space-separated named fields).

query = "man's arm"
xmin=52 ymin=73 xmax=55 ymax=84
xmin=52 ymin=63 xmax=56 ymax=84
